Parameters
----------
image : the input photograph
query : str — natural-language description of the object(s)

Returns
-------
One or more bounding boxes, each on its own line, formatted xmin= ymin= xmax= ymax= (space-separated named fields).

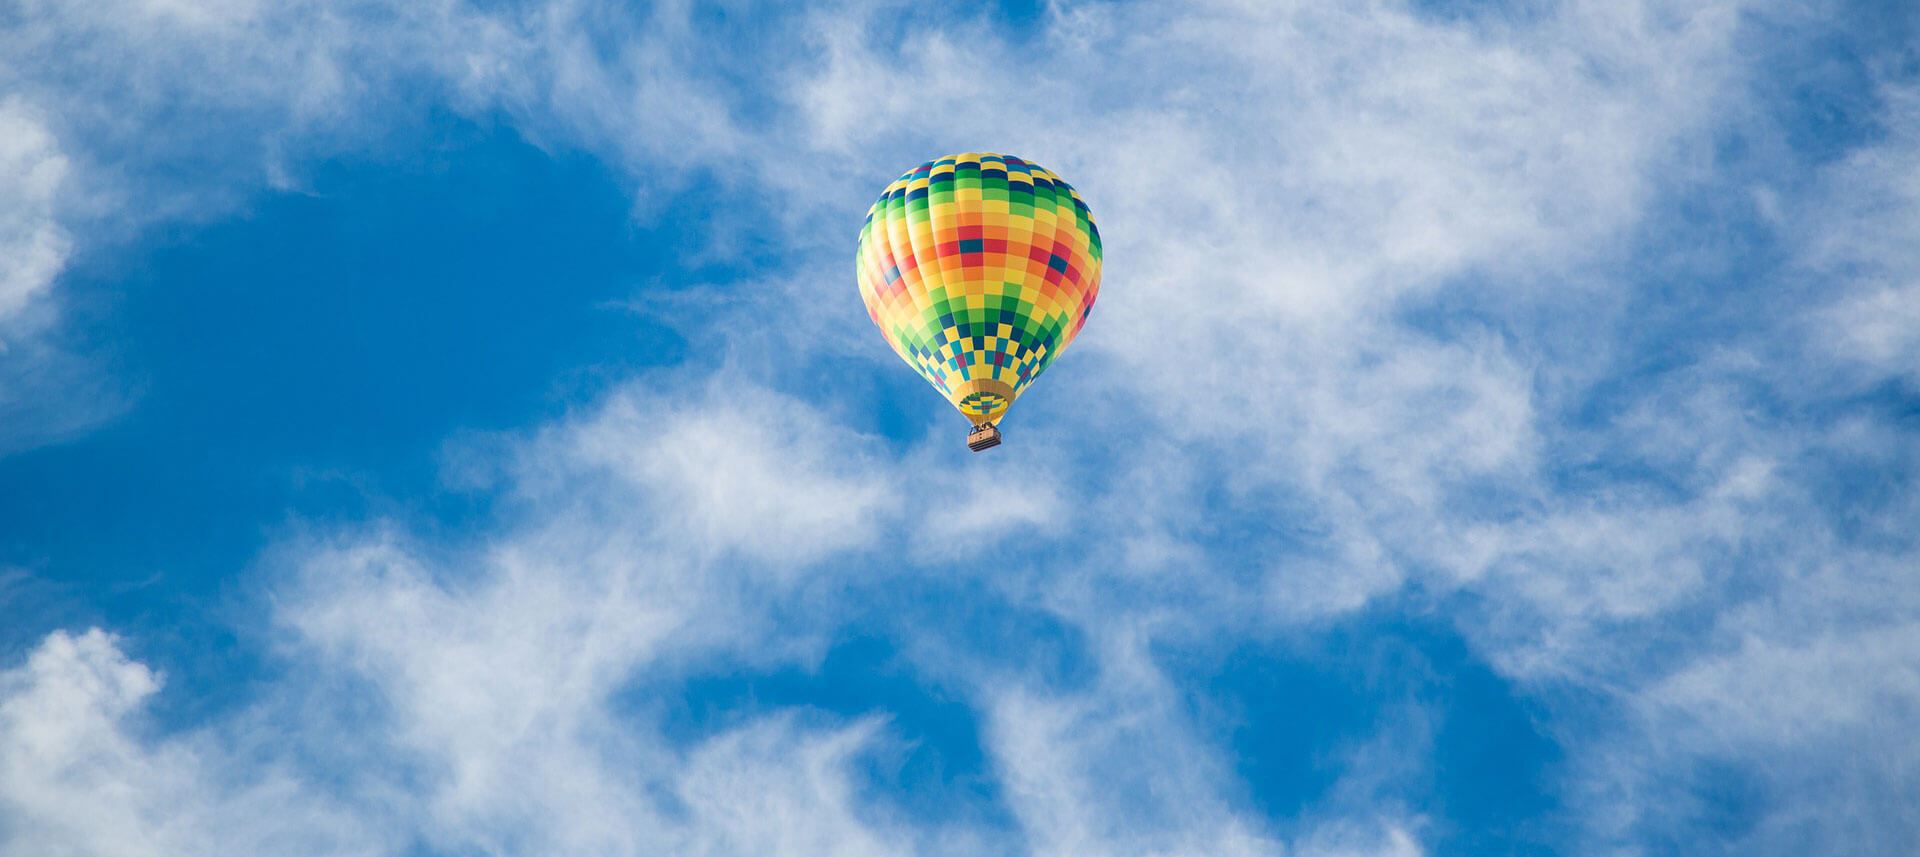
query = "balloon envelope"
xmin=855 ymin=153 xmax=1102 ymax=426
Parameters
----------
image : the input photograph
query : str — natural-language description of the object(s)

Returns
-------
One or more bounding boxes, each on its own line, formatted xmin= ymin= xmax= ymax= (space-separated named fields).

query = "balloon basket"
xmin=967 ymin=422 xmax=1002 ymax=452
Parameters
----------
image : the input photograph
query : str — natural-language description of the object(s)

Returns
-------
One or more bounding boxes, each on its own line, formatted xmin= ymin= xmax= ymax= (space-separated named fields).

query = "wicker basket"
xmin=966 ymin=422 xmax=1003 ymax=452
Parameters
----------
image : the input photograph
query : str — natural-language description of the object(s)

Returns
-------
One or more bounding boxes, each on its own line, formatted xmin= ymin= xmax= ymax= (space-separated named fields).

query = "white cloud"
xmin=0 ymin=629 xmax=390 ymax=857
xmin=0 ymin=96 xmax=97 ymax=453
xmin=0 ymin=98 xmax=69 ymax=334
xmin=274 ymin=377 xmax=931 ymax=855
xmin=0 ymin=628 xmax=939 ymax=857
xmin=1804 ymin=82 xmax=1920 ymax=382
xmin=672 ymin=717 xmax=915 ymax=857
xmin=1651 ymin=623 xmax=1920 ymax=744
xmin=0 ymin=0 xmax=794 ymax=450
xmin=0 ymin=379 xmax=948 ymax=857
xmin=569 ymin=382 xmax=898 ymax=566
xmin=979 ymin=636 xmax=1434 ymax=857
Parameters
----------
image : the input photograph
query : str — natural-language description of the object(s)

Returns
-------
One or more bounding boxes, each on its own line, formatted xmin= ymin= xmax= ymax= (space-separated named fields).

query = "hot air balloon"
xmin=854 ymin=153 xmax=1103 ymax=452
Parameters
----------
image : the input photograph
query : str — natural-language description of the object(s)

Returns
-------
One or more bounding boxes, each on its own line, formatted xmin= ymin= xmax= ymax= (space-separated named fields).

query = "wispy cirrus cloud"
xmin=0 ymin=628 xmax=393 ymax=857
xmin=0 ymin=98 xmax=68 ymax=331
xmin=0 ymin=0 xmax=804 ymax=449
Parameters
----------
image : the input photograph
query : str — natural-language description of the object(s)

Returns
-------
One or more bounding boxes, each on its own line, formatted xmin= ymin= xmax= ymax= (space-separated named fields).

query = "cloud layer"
xmin=3 ymin=1 xmax=1917 ymax=855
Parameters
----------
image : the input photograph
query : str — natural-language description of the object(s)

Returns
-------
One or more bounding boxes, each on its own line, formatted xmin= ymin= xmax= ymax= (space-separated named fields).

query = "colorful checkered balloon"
xmin=855 ymin=153 xmax=1103 ymax=428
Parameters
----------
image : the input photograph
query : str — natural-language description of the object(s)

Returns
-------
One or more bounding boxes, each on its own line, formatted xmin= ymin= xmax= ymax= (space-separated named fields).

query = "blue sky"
xmin=1 ymin=1 xmax=1917 ymax=855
